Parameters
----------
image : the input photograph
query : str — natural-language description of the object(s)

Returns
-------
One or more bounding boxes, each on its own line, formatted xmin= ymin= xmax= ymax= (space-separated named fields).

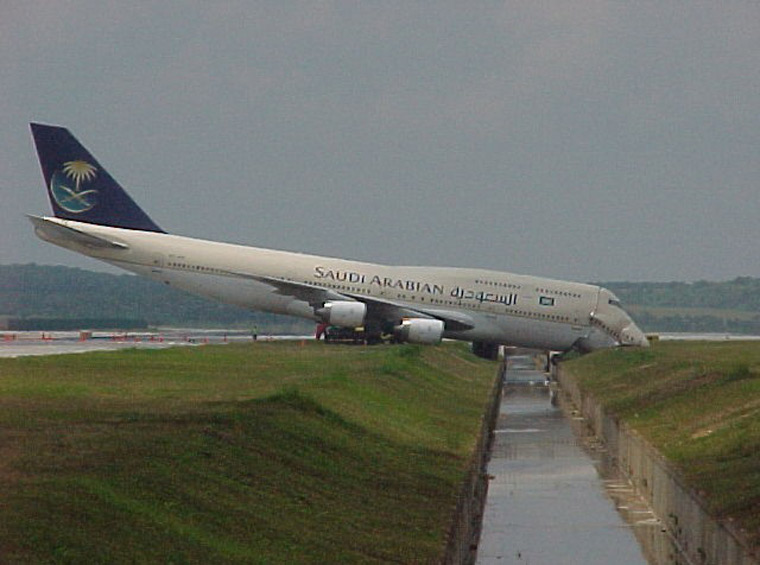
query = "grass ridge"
xmin=565 ymin=341 xmax=760 ymax=544
xmin=0 ymin=342 xmax=497 ymax=563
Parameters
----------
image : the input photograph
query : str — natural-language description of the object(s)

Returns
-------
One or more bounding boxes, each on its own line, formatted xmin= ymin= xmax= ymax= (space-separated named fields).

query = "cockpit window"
xmin=608 ymin=298 xmax=622 ymax=308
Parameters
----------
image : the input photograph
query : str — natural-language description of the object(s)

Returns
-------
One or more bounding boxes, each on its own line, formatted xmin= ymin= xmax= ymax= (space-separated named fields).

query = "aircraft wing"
xmin=221 ymin=271 xmax=348 ymax=307
xmin=223 ymin=271 xmax=475 ymax=331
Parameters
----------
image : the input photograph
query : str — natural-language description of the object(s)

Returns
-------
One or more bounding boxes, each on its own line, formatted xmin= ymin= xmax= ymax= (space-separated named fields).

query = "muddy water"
xmin=476 ymin=359 xmax=648 ymax=565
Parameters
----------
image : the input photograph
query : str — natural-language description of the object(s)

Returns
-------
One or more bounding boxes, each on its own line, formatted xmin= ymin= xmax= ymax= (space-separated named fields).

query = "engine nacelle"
xmin=315 ymin=301 xmax=366 ymax=328
xmin=394 ymin=318 xmax=445 ymax=345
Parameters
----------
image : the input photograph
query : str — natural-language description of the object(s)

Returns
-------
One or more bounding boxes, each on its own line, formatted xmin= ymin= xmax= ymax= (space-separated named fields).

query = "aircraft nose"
xmin=621 ymin=323 xmax=649 ymax=347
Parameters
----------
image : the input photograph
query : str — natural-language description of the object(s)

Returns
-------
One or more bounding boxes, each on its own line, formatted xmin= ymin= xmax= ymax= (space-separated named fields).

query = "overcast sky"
xmin=2 ymin=2 xmax=758 ymax=283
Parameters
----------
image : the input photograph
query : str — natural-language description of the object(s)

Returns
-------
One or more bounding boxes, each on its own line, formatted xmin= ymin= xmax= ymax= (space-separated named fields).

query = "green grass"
xmin=564 ymin=341 xmax=760 ymax=544
xmin=0 ymin=342 xmax=498 ymax=563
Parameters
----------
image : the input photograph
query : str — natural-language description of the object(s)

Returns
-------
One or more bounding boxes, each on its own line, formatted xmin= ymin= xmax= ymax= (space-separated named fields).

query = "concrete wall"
xmin=557 ymin=366 xmax=758 ymax=565
xmin=442 ymin=363 xmax=504 ymax=565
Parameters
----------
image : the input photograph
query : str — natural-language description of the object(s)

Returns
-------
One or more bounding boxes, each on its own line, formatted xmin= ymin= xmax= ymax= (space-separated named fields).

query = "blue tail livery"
xmin=30 ymin=123 xmax=164 ymax=233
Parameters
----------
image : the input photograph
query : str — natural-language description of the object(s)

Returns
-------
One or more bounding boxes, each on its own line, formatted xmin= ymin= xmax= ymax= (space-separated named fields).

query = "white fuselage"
xmin=33 ymin=216 xmax=647 ymax=352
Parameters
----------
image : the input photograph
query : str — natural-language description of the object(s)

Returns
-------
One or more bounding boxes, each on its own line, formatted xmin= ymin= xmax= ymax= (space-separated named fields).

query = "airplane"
xmin=28 ymin=123 xmax=648 ymax=359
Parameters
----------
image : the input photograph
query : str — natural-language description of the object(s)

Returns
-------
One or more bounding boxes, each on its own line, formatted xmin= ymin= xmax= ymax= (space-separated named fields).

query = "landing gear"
xmin=471 ymin=341 xmax=500 ymax=361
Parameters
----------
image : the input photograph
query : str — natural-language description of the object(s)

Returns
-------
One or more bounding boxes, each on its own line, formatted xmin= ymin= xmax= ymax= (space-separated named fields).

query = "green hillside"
xmin=565 ymin=342 xmax=760 ymax=546
xmin=0 ymin=342 xmax=497 ymax=563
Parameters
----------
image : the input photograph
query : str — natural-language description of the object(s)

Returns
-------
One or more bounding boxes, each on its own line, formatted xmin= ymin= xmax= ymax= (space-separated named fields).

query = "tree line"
xmin=0 ymin=264 xmax=312 ymax=333
xmin=2 ymin=264 xmax=760 ymax=334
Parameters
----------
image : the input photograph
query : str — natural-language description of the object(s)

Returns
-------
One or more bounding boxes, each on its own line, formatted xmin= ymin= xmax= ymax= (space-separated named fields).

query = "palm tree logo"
xmin=50 ymin=160 xmax=99 ymax=213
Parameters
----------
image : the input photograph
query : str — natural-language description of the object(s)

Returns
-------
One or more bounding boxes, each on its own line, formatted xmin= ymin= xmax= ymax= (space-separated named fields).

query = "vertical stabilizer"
xmin=30 ymin=123 xmax=164 ymax=232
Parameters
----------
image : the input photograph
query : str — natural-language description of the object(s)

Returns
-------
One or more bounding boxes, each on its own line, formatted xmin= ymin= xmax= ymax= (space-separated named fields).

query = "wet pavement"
xmin=476 ymin=357 xmax=648 ymax=565
xmin=0 ymin=330 xmax=313 ymax=358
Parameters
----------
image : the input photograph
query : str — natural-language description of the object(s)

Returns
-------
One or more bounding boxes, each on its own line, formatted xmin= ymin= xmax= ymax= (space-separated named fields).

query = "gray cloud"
xmin=2 ymin=2 xmax=758 ymax=282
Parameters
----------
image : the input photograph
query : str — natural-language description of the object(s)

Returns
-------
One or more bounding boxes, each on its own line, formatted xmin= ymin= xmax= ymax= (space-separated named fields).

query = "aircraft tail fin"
xmin=30 ymin=123 xmax=164 ymax=233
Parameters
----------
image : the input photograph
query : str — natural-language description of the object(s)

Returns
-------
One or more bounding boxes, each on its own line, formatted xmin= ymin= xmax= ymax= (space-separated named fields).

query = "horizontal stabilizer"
xmin=28 ymin=215 xmax=129 ymax=250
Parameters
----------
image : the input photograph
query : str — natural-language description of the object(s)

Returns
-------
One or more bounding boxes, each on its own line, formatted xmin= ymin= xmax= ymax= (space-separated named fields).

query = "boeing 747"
xmin=28 ymin=123 xmax=648 ymax=359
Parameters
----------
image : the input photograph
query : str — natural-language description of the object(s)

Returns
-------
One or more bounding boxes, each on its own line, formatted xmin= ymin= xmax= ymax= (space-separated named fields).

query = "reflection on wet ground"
xmin=476 ymin=358 xmax=648 ymax=565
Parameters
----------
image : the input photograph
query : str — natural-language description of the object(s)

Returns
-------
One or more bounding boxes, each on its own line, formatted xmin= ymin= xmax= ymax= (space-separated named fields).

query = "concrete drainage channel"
xmin=474 ymin=355 xmax=650 ymax=565
xmin=456 ymin=353 xmax=756 ymax=564
xmin=556 ymin=365 xmax=759 ymax=565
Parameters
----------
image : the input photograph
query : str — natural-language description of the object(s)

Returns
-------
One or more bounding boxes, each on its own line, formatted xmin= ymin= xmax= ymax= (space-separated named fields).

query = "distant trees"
xmin=602 ymin=278 xmax=760 ymax=333
xmin=2 ymin=264 xmax=760 ymax=334
xmin=0 ymin=264 xmax=313 ymax=332
xmin=603 ymin=278 xmax=760 ymax=312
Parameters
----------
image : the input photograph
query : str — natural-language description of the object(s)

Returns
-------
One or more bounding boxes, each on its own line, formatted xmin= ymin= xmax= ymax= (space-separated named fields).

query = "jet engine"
xmin=394 ymin=318 xmax=445 ymax=345
xmin=315 ymin=301 xmax=367 ymax=327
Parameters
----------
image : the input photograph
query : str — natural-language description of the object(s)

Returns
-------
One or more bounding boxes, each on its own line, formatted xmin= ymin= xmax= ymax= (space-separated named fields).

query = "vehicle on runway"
xmin=28 ymin=123 xmax=648 ymax=359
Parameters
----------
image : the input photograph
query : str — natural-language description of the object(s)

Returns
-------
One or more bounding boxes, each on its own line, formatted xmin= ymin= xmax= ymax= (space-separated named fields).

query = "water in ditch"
xmin=476 ymin=356 xmax=655 ymax=565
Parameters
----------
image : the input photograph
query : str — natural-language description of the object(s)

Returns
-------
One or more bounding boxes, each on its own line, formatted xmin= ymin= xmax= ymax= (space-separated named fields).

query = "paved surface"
xmin=0 ymin=331 xmax=312 ymax=358
xmin=476 ymin=359 xmax=647 ymax=565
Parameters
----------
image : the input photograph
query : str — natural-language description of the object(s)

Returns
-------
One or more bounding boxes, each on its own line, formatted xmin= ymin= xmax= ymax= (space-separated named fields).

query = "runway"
xmin=0 ymin=330 xmax=313 ymax=358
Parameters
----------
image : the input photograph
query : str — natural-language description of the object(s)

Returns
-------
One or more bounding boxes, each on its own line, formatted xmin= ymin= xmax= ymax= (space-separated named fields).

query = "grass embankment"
xmin=565 ymin=341 xmax=760 ymax=545
xmin=0 ymin=342 xmax=497 ymax=563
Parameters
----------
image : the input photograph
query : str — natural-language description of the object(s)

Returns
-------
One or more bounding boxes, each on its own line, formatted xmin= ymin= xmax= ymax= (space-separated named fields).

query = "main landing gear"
xmin=471 ymin=341 xmax=500 ymax=361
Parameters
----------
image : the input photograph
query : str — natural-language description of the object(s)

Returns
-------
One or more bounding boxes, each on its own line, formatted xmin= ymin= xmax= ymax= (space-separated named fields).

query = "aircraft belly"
xmin=108 ymin=261 xmax=307 ymax=317
xmin=446 ymin=312 xmax=587 ymax=350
